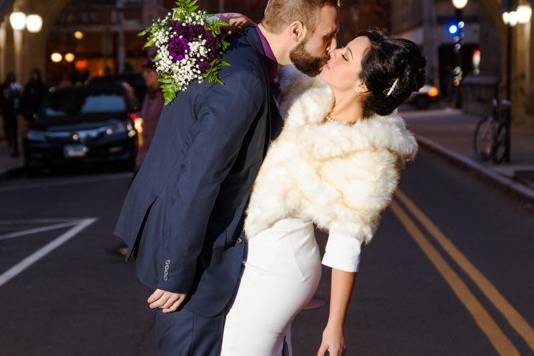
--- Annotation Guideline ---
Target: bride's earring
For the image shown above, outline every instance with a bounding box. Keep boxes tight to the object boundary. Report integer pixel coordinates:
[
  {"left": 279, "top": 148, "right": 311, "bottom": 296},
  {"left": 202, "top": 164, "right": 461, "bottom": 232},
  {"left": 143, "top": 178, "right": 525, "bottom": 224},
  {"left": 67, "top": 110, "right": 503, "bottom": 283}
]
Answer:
[{"left": 354, "top": 81, "right": 368, "bottom": 95}]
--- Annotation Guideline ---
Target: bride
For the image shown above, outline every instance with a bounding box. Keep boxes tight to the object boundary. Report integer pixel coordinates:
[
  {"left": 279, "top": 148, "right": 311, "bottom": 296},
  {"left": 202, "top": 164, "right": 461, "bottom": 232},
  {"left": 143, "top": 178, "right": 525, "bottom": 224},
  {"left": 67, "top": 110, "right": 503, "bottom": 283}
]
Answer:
[{"left": 220, "top": 30, "right": 425, "bottom": 356}]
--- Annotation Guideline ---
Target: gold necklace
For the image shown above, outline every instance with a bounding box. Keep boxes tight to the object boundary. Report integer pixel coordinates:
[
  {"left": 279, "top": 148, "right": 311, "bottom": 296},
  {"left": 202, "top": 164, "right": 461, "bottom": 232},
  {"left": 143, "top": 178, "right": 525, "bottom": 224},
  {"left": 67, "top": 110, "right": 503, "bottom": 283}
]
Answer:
[{"left": 325, "top": 113, "right": 358, "bottom": 125}]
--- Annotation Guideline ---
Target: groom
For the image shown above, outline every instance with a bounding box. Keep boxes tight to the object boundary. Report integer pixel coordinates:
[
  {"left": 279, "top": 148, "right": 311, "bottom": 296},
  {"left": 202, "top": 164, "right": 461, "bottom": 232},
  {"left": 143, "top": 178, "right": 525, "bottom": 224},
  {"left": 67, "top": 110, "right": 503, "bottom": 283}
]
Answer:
[{"left": 115, "top": 0, "right": 338, "bottom": 354}]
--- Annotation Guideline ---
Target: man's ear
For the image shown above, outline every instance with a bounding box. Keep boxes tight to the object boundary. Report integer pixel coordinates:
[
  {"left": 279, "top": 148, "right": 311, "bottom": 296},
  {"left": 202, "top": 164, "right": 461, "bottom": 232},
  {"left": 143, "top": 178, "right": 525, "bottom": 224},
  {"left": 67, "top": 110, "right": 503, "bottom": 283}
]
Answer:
[{"left": 288, "top": 21, "right": 306, "bottom": 43}]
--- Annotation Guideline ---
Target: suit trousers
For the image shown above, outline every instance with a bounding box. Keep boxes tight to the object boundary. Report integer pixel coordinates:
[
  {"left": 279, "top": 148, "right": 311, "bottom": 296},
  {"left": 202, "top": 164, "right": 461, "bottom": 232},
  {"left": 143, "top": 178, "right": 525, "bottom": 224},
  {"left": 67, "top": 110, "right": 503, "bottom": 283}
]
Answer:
[
  {"left": 220, "top": 218, "right": 322, "bottom": 356},
  {"left": 154, "top": 307, "right": 225, "bottom": 356}
]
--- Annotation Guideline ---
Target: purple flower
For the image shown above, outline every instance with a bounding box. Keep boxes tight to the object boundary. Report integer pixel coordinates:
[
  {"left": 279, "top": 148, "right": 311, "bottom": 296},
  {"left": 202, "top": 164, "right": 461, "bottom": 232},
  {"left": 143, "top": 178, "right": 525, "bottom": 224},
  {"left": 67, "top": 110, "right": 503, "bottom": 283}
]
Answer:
[
  {"left": 167, "top": 36, "right": 189, "bottom": 62},
  {"left": 170, "top": 20, "right": 183, "bottom": 34},
  {"left": 167, "top": 20, "right": 222, "bottom": 70},
  {"left": 198, "top": 60, "right": 212, "bottom": 72}
]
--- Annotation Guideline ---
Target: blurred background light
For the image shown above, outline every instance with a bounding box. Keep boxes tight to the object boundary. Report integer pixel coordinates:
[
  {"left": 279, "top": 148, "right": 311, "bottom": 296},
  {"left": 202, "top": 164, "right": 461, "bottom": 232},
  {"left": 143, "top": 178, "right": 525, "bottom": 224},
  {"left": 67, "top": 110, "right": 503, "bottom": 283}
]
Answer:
[
  {"left": 74, "top": 31, "right": 84, "bottom": 40},
  {"left": 9, "top": 12, "right": 27, "bottom": 31},
  {"left": 65, "top": 53, "right": 75, "bottom": 63},
  {"left": 517, "top": 5, "right": 532, "bottom": 24},
  {"left": 448, "top": 23, "right": 459, "bottom": 35},
  {"left": 51, "top": 52, "right": 63, "bottom": 63},
  {"left": 26, "top": 14, "right": 43, "bottom": 33},
  {"left": 452, "top": 0, "right": 468, "bottom": 10}
]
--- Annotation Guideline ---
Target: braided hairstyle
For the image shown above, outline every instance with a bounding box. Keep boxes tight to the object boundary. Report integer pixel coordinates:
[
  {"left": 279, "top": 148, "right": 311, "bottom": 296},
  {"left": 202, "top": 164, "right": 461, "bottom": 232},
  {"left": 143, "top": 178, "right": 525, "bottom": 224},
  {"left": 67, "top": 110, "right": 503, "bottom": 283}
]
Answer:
[{"left": 357, "top": 31, "right": 426, "bottom": 118}]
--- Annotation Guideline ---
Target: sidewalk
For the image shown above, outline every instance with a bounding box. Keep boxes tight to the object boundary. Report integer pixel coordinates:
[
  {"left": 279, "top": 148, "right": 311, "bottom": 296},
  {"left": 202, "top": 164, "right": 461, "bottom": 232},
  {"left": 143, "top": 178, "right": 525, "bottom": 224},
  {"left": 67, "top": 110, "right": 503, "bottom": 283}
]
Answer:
[
  {"left": 0, "top": 140, "right": 23, "bottom": 179},
  {"left": 402, "top": 107, "right": 534, "bottom": 202}
]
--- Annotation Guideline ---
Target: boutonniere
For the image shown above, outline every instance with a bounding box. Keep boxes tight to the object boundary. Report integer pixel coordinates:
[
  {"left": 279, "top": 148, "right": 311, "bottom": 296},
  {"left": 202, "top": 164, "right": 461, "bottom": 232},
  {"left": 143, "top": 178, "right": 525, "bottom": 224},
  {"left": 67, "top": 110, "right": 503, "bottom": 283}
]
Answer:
[{"left": 140, "top": 0, "right": 231, "bottom": 105}]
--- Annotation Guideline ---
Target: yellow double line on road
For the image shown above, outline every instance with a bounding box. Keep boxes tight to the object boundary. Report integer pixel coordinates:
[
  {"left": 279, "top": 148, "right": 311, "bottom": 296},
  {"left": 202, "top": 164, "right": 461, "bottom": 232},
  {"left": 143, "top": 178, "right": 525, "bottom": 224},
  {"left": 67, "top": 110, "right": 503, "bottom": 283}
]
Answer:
[{"left": 391, "top": 190, "right": 534, "bottom": 356}]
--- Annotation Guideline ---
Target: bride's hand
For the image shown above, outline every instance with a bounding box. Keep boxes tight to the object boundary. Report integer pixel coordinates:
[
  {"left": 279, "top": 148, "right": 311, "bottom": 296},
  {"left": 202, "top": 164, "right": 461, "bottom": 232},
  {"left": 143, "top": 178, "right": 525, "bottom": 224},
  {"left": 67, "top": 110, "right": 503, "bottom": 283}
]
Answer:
[
  {"left": 317, "top": 323, "right": 346, "bottom": 356},
  {"left": 217, "top": 12, "right": 255, "bottom": 29}
]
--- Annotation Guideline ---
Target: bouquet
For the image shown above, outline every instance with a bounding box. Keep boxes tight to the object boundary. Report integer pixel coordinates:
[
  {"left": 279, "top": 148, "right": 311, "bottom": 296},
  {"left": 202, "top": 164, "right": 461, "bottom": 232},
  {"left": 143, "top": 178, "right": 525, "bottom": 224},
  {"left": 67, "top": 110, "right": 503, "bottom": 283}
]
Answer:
[{"left": 140, "top": 0, "right": 231, "bottom": 104}]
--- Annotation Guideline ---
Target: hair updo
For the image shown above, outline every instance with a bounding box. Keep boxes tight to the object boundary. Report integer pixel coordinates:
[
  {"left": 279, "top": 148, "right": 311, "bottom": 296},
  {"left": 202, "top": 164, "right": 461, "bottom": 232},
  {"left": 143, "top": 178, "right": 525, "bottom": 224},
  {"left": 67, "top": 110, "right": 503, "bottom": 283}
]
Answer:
[{"left": 357, "top": 31, "right": 426, "bottom": 118}]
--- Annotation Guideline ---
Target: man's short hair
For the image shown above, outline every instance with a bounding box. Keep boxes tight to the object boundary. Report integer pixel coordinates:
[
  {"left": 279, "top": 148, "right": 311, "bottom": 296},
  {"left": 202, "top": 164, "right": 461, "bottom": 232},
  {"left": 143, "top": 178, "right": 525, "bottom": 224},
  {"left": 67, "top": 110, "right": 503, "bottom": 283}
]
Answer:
[{"left": 262, "top": 0, "right": 339, "bottom": 34}]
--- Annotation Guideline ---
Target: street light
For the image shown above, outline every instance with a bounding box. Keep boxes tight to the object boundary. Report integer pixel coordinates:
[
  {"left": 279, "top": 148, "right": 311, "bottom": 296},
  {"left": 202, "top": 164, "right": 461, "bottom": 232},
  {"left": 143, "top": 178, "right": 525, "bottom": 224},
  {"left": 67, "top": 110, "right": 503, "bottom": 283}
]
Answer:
[
  {"left": 503, "top": 11, "right": 520, "bottom": 26},
  {"left": 9, "top": 12, "right": 26, "bottom": 31},
  {"left": 9, "top": 11, "right": 27, "bottom": 84},
  {"left": 499, "top": 1, "right": 531, "bottom": 163},
  {"left": 452, "top": 0, "right": 468, "bottom": 10},
  {"left": 451, "top": 0, "right": 468, "bottom": 108},
  {"left": 8, "top": 11, "right": 43, "bottom": 82},
  {"left": 517, "top": 4, "right": 532, "bottom": 24},
  {"left": 26, "top": 14, "right": 43, "bottom": 33}
]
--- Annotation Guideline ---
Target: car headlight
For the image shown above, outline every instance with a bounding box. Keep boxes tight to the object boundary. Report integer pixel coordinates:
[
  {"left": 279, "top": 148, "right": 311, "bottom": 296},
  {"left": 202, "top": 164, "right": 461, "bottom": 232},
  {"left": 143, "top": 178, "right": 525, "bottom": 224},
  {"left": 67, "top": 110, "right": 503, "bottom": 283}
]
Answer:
[
  {"left": 105, "top": 122, "right": 127, "bottom": 136},
  {"left": 26, "top": 130, "right": 46, "bottom": 142}
]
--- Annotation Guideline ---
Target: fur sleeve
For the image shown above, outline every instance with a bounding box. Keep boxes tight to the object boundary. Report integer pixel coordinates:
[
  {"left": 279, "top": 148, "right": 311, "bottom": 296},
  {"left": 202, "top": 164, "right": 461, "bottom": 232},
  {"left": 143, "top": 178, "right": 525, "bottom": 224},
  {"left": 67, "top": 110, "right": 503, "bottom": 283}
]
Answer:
[{"left": 310, "top": 149, "right": 401, "bottom": 244}]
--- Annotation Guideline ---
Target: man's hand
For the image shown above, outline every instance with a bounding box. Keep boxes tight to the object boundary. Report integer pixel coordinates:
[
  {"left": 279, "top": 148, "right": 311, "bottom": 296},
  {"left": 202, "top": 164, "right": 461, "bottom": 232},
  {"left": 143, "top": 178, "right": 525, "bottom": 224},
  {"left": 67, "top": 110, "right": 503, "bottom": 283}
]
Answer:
[{"left": 147, "top": 289, "right": 187, "bottom": 314}]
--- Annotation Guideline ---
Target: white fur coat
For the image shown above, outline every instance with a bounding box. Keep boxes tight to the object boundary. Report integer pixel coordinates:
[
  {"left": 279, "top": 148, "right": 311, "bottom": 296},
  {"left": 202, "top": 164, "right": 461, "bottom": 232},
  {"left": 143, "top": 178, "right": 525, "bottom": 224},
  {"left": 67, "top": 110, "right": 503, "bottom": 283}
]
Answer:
[{"left": 244, "top": 67, "right": 418, "bottom": 245}]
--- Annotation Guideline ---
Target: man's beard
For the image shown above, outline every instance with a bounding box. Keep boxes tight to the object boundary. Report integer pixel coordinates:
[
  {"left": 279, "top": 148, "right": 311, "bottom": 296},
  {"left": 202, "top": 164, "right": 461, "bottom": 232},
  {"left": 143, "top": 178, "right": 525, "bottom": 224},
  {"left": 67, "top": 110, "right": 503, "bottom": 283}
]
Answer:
[{"left": 290, "top": 41, "right": 329, "bottom": 77}]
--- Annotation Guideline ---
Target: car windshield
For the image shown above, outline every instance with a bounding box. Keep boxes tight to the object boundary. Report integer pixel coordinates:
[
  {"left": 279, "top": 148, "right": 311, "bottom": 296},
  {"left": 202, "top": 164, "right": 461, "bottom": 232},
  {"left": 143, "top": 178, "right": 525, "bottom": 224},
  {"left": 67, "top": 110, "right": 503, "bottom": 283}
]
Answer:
[{"left": 43, "top": 90, "right": 127, "bottom": 118}]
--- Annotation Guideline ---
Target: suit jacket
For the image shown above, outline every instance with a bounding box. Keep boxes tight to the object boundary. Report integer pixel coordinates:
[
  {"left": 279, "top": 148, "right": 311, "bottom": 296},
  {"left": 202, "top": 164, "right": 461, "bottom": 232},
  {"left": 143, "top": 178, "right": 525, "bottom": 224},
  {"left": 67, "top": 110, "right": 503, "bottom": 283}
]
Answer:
[{"left": 114, "top": 27, "right": 281, "bottom": 317}]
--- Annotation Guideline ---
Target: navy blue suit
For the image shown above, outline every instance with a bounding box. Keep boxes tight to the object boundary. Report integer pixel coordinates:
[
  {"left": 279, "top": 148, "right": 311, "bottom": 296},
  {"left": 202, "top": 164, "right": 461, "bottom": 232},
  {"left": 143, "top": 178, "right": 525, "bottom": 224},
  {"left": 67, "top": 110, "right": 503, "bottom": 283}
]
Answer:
[{"left": 114, "top": 27, "right": 281, "bottom": 355}]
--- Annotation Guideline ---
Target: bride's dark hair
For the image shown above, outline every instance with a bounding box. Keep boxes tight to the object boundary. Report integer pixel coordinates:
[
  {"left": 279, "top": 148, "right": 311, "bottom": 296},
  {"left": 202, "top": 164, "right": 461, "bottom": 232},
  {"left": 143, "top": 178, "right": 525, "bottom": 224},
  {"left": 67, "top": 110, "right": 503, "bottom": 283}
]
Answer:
[{"left": 356, "top": 31, "right": 426, "bottom": 118}]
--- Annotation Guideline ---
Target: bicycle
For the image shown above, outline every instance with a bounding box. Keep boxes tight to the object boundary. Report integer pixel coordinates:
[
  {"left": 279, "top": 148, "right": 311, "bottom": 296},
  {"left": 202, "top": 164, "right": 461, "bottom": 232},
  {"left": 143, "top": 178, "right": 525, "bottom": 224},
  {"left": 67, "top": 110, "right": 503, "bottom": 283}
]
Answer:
[{"left": 473, "top": 96, "right": 511, "bottom": 164}]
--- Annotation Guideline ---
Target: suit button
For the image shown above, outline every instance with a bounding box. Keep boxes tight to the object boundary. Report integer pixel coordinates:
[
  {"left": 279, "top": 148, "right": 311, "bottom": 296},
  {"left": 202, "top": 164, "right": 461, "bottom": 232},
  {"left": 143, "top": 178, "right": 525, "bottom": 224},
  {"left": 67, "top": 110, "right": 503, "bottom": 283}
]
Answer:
[{"left": 236, "top": 237, "right": 243, "bottom": 244}]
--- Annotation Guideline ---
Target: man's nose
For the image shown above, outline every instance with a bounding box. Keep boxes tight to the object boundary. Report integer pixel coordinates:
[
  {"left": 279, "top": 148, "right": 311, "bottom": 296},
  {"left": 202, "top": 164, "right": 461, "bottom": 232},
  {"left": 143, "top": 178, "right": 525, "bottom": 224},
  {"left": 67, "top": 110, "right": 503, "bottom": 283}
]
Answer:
[{"left": 327, "top": 38, "right": 338, "bottom": 55}]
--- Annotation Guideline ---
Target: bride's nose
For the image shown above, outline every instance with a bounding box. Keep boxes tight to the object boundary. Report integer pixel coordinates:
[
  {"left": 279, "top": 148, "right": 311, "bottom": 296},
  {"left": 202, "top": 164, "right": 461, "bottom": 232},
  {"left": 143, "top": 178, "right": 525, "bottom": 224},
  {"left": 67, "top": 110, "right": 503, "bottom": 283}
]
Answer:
[{"left": 329, "top": 48, "right": 341, "bottom": 60}]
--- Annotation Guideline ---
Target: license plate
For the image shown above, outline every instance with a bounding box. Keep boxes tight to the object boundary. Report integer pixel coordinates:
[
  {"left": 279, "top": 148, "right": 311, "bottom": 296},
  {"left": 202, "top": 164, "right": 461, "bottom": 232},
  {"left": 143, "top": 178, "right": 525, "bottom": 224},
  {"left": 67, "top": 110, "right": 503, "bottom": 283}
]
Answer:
[{"left": 64, "top": 145, "right": 88, "bottom": 158}]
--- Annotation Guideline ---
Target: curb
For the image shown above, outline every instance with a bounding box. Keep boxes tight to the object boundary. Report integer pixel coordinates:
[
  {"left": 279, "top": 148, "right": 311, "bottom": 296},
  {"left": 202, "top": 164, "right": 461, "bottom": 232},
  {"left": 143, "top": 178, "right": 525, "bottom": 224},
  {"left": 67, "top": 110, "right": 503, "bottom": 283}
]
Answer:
[
  {"left": 416, "top": 135, "right": 534, "bottom": 203},
  {"left": 0, "top": 164, "right": 23, "bottom": 181}
]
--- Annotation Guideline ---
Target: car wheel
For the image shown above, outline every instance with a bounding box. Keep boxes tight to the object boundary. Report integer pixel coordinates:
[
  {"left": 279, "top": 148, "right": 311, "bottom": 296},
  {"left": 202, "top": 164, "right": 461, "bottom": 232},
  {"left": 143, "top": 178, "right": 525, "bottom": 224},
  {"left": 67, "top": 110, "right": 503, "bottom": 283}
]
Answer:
[
  {"left": 124, "top": 157, "right": 136, "bottom": 172},
  {"left": 24, "top": 162, "right": 43, "bottom": 177},
  {"left": 415, "top": 96, "right": 430, "bottom": 110}
]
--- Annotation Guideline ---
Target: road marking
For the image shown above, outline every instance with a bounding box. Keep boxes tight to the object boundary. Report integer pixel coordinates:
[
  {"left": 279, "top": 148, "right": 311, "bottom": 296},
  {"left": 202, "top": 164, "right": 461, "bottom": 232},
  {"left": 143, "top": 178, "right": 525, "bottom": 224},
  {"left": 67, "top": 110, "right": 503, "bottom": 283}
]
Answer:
[
  {"left": 396, "top": 189, "right": 534, "bottom": 352},
  {"left": 0, "top": 173, "right": 132, "bottom": 193},
  {"left": 0, "top": 221, "right": 80, "bottom": 241},
  {"left": 0, "top": 219, "right": 75, "bottom": 225},
  {"left": 390, "top": 201, "right": 520, "bottom": 356},
  {"left": 0, "top": 218, "right": 98, "bottom": 288}
]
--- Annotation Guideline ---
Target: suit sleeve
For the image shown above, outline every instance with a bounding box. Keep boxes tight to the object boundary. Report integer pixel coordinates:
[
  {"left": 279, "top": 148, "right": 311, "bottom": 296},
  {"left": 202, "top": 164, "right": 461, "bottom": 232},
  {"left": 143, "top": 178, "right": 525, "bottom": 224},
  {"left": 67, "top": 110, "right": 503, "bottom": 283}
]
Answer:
[{"left": 158, "top": 69, "right": 264, "bottom": 293}]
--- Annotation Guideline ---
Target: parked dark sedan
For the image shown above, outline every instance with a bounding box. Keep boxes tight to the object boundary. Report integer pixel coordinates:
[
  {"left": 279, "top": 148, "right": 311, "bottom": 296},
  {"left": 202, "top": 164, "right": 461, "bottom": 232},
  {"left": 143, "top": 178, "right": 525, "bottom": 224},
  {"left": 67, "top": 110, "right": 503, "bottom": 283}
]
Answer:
[
  {"left": 23, "top": 84, "right": 141, "bottom": 172},
  {"left": 88, "top": 73, "right": 146, "bottom": 104}
]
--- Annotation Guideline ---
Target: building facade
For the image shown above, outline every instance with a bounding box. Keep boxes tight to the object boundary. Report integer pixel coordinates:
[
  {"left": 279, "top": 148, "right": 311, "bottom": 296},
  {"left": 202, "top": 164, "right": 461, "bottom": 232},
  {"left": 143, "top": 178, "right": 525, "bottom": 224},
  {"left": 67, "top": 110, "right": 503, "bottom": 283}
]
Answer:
[{"left": 390, "top": 0, "right": 534, "bottom": 125}]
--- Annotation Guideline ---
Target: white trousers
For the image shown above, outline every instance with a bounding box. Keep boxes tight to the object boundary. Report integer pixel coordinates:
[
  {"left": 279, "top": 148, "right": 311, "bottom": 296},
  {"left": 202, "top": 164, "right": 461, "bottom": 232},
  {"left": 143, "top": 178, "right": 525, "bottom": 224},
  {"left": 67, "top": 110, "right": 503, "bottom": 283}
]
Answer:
[{"left": 221, "top": 218, "right": 321, "bottom": 356}]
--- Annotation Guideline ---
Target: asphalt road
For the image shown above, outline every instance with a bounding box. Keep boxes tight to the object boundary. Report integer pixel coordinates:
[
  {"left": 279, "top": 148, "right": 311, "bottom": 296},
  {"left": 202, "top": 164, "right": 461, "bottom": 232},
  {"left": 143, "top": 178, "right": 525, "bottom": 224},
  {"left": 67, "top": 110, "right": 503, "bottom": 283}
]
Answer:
[{"left": 0, "top": 148, "right": 533, "bottom": 356}]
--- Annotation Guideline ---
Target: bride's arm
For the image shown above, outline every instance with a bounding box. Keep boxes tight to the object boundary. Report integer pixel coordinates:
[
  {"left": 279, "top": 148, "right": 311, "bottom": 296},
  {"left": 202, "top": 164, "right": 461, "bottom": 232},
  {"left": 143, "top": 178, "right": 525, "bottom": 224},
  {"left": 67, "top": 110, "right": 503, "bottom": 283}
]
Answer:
[
  {"left": 317, "top": 269, "right": 355, "bottom": 356},
  {"left": 212, "top": 12, "right": 256, "bottom": 28}
]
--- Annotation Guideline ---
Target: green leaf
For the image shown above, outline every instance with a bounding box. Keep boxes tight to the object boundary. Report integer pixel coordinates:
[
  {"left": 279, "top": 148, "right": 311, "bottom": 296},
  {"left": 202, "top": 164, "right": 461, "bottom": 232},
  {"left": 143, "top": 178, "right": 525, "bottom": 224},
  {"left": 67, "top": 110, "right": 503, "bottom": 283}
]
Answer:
[{"left": 175, "top": 0, "right": 199, "bottom": 13}]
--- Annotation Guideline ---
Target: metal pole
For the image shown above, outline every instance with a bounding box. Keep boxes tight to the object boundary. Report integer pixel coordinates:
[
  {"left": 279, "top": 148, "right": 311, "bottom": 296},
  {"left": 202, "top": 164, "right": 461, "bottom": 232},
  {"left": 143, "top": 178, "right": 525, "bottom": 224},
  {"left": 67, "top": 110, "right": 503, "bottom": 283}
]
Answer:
[
  {"left": 13, "top": 29, "right": 22, "bottom": 83},
  {"left": 423, "top": 0, "right": 437, "bottom": 85},
  {"left": 453, "top": 8, "right": 464, "bottom": 108},
  {"left": 0, "top": 22, "right": 5, "bottom": 81},
  {"left": 505, "top": 23, "right": 513, "bottom": 162},
  {"left": 116, "top": 0, "right": 125, "bottom": 73}
]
